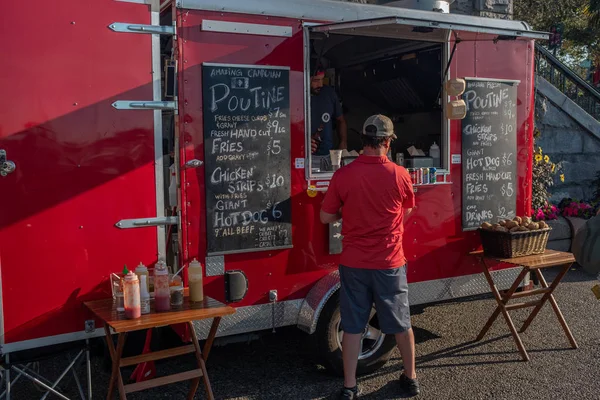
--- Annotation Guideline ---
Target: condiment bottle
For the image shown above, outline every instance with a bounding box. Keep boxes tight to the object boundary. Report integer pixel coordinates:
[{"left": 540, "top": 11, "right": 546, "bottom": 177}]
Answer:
[
  {"left": 429, "top": 142, "right": 440, "bottom": 168},
  {"left": 170, "top": 275, "right": 184, "bottom": 307},
  {"left": 188, "top": 258, "right": 204, "bottom": 303},
  {"left": 139, "top": 275, "right": 150, "bottom": 315},
  {"left": 123, "top": 271, "right": 141, "bottom": 319},
  {"left": 116, "top": 265, "right": 129, "bottom": 312},
  {"left": 135, "top": 262, "right": 149, "bottom": 293},
  {"left": 154, "top": 260, "right": 171, "bottom": 312}
]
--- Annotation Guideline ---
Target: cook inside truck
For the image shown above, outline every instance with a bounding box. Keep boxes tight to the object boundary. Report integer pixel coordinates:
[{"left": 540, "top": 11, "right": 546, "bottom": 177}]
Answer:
[{"left": 306, "top": 33, "right": 445, "bottom": 175}]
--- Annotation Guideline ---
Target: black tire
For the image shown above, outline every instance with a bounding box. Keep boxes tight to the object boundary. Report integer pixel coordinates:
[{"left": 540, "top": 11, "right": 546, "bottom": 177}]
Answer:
[{"left": 315, "top": 291, "right": 397, "bottom": 377}]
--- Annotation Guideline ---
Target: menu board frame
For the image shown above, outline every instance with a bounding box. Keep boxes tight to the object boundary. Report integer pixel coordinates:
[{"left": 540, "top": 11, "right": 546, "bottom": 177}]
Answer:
[
  {"left": 461, "top": 77, "right": 520, "bottom": 231},
  {"left": 201, "top": 62, "right": 293, "bottom": 255}
]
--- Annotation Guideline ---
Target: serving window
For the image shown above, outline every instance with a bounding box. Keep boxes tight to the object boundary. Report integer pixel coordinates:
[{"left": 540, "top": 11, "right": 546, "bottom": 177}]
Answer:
[{"left": 304, "top": 19, "right": 451, "bottom": 180}]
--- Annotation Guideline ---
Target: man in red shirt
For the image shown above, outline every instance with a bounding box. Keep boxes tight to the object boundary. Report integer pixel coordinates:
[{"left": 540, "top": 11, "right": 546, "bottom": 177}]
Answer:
[{"left": 321, "top": 114, "right": 418, "bottom": 399}]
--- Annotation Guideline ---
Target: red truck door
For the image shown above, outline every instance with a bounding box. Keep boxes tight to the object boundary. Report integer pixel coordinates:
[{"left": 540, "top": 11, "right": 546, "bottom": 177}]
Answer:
[{"left": 0, "top": 0, "right": 170, "bottom": 349}]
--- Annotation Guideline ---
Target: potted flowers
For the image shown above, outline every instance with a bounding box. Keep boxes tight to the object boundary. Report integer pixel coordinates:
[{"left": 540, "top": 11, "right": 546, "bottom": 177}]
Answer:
[
  {"left": 559, "top": 198, "right": 599, "bottom": 220},
  {"left": 558, "top": 198, "right": 600, "bottom": 240},
  {"left": 532, "top": 145, "right": 564, "bottom": 212},
  {"left": 531, "top": 146, "right": 569, "bottom": 250},
  {"left": 532, "top": 202, "right": 571, "bottom": 251},
  {"left": 532, "top": 202, "right": 559, "bottom": 221}
]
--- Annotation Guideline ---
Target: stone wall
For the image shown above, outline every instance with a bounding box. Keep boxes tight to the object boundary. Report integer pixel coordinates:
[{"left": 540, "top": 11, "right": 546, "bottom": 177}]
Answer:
[
  {"left": 452, "top": 0, "right": 512, "bottom": 19},
  {"left": 535, "top": 78, "right": 600, "bottom": 202},
  {"left": 335, "top": 0, "right": 514, "bottom": 18}
]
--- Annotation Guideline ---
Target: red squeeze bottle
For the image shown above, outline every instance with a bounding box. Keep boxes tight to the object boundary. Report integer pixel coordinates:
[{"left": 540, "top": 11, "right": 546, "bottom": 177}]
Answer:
[{"left": 123, "top": 271, "right": 141, "bottom": 319}]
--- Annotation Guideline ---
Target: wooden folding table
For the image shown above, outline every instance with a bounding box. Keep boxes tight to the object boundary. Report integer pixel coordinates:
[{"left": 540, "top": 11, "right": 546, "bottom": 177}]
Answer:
[
  {"left": 471, "top": 249, "right": 578, "bottom": 361},
  {"left": 84, "top": 295, "right": 235, "bottom": 400}
]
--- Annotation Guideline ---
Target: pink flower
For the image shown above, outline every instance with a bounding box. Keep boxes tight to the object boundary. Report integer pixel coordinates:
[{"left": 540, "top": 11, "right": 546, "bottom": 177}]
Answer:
[{"left": 551, "top": 205, "right": 557, "bottom": 212}]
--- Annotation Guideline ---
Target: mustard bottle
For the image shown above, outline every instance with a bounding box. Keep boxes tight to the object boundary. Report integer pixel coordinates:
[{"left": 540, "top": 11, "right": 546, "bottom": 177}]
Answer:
[{"left": 188, "top": 258, "right": 204, "bottom": 303}]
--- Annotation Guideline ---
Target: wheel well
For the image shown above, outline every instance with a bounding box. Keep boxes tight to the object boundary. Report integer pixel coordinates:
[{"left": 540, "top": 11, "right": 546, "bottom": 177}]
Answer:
[{"left": 297, "top": 270, "right": 340, "bottom": 334}]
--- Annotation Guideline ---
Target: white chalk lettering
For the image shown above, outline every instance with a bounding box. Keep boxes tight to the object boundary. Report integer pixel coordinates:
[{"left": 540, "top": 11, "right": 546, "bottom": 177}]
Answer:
[
  {"left": 209, "top": 83, "right": 230, "bottom": 112},
  {"left": 210, "top": 84, "right": 286, "bottom": 112},
  {"left": 227, "top": 180, "right": 264, "bottom": 194},
  {"left": 247, "top": 69, "right": 282, "bottom": 79},
  {"left": 463, "top": 124, "right": 492, "bottom": 136},
  {"left": 466, "top": 183, "right": 488, "bottom": 194},
  {"left": 467, "top": 148, "right": 484, "bottom": 157},
  {"left": 215, "top": 199, "right": 248, "bottom": 211},
  {"left": 210, "top": 68, "right": 242, "bottom": 78},
  {"left": 466, "top": 209, "right": 494, "bottom": 222},
  {"left": 211, "top": 138, "right": 244, "bottom": 154},
  {"left": 216, "top": 122, "right": 237, "bottom": 129},
  {"left": 464, "top": 88, "right": 509, "bottom": 111},
  {"left": 477, "top": 133, "right": 497, "bottom": 143},
  {"left": 465, "top": 173, "right": 484, "bottom": 182},
  {"left": 210, "top": 167, "right": 254, "bottom": 184},
  {"left": 210, "top": 130, "right": 230, "bottom": 138},
  {"left": 485, "top": 171, "right": 512, "bottom": 181}
]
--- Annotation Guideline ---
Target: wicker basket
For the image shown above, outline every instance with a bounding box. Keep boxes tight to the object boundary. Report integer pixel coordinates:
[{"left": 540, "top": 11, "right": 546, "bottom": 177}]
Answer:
[{"left": 478, "top": 227, "right": 552, "bottom": 258}]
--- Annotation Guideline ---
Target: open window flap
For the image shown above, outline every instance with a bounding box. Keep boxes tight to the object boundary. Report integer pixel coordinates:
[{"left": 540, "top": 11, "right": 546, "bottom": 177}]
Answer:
[
  {"left": 309, "top": 16, "right": 548, "bottom": 42},
  {"left": 309, "top": 16, "right": 448, "bottom": 42},
  {"left": 450, "top": 30, "right": 538, "bottom": 44}
]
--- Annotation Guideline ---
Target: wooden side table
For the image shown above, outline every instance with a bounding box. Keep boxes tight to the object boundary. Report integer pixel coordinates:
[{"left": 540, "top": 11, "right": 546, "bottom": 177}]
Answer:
[
  {"left": 84, "top": 295, "right": 235, "bottom": 400},
  {"left": 470, "top": 249, "right": 578, "bottom": 361}
]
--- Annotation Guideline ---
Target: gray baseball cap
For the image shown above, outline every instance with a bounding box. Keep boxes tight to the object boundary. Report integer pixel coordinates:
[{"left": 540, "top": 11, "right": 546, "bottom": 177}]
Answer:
[{"left": 362, "top": 114, "right": 397, "bottom": 139}]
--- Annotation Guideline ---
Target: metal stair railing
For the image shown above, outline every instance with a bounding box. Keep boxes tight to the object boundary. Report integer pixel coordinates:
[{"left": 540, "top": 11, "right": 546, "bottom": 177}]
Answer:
[{"left": 535, "top": 43, "right": 600, "bottom": 121}]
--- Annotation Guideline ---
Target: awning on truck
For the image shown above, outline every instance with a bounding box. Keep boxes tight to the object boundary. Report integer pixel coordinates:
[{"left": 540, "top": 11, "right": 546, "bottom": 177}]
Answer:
[
  {"left": 308, "top": 16, "right": 548, "bottom": 42},
  {"left": 182, "top": 0, "right": 549, "bottom": 41}
]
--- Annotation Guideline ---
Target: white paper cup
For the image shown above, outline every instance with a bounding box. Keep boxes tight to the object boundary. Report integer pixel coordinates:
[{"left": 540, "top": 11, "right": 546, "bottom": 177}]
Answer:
[{"left": 330, "top": 149, "right": 343, "bottom": 166}]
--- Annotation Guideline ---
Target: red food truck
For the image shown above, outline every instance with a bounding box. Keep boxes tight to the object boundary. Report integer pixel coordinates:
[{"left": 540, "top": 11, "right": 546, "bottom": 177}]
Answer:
[{"left": 0, "top": 0, "right": 547, "bottom": 389}]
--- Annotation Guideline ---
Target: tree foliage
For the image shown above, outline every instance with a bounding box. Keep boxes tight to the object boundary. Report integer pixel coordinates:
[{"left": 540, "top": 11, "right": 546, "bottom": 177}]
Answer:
[
  {"left": 514, "top": 0, "right": 600, "bottom": 65},
  {"left": 584, "top": 0, "right": 600, "bottom": 29}
]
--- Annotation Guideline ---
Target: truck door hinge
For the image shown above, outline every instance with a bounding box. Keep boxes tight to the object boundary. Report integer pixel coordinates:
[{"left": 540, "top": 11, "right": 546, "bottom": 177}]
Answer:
[
  {"left": 115, "top": 216, "right": 178, "bottom": 229},
  {"left": 111, "top": 101, "right": 177, "bottom": 111},
  {"left": 108, "top": 22, "right": 175, "bottom": 36}
]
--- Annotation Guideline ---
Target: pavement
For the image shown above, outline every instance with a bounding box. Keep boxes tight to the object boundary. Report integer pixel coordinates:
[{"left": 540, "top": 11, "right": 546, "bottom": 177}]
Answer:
[{"left": 6, "top": 265, "right": 600, "bottom": 400}]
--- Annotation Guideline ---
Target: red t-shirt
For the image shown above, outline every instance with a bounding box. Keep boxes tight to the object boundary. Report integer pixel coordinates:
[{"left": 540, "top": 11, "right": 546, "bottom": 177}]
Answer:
[{"left": 321, "top": 155, "right": 415, "bottom": 270}]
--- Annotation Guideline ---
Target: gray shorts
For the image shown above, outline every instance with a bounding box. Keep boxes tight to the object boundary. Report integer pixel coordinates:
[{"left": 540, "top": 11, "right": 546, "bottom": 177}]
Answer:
[{"left": 339, "top": 265, "right": 411, "bottom": 335}]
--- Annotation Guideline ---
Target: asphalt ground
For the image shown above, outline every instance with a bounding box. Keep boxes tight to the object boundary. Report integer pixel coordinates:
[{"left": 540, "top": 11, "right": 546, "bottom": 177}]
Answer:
[{"left": 6, "top": 265, "right": 600, "bottom": 400}]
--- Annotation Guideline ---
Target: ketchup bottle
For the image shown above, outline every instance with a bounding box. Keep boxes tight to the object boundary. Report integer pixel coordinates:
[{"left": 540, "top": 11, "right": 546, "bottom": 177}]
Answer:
[
  {"left": 154, "top": 261, "right": 171, "bottom": 312},
  {"left": 123, "top": 271, "right": 141, "bottom": 319}
]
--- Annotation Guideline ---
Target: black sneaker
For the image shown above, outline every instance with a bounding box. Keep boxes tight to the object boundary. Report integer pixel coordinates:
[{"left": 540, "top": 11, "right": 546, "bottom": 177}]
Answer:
[
  {"left": 338, "top": 386, "right": 360, "bottom": 399},
  {"left": 399, "top": 373, "right": 420, "bottom": 397}
]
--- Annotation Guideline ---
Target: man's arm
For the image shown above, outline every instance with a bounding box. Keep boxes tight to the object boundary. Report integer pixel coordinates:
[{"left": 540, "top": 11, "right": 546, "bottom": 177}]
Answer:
[
  {"left": 320, "top": 208, "right": 342, "bottom": 224},
  {"left": 321, "top": 173, "right": 342, "bottom": 224},
  {"left": 337, "top": 115, "right": 347, "bottom": 150}
]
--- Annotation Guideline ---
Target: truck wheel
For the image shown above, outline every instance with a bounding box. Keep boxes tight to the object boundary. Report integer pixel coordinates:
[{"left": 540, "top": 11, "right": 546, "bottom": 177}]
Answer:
[{"left": 315, "top": 292, "right": 396, "bottom": 377}]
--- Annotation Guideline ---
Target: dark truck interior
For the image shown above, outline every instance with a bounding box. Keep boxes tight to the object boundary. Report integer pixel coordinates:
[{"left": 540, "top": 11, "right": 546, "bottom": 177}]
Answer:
[{"left": 309, "top": 32, "right": 445, "bottom": 170}]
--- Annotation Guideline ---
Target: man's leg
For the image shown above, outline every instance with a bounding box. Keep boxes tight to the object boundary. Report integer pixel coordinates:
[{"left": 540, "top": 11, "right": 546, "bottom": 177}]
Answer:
[
  {"left": 338, "top": 265, "right": 372, "bottom": 395},
  {"left": 395, "top": 328, "right": 416, "bottom": 379},
  {"left": 342, "top": 333, "right": 362, "bottom": 388},
  {"left": 372, "top": 266, "right": 419, "bottom": 396}
]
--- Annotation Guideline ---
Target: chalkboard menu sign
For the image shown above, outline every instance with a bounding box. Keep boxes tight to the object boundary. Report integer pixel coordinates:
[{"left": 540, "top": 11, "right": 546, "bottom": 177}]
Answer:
[
  {"left": 202, "top": 63, "right": 292, "bottom": 255},
  {"left": 461, "top": 78, "right": 518, "bottom": 230}
]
